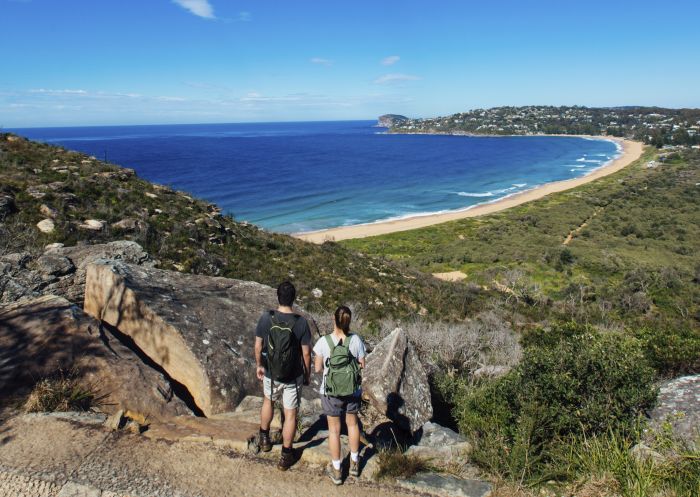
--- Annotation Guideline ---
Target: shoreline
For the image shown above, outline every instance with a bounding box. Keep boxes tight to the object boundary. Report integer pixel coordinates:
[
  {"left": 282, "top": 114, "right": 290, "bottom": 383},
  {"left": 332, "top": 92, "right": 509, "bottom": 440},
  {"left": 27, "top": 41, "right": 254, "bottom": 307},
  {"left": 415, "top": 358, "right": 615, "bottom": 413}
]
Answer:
[{"left": 294, "top": 136, "right": 644, "bottom": 244}]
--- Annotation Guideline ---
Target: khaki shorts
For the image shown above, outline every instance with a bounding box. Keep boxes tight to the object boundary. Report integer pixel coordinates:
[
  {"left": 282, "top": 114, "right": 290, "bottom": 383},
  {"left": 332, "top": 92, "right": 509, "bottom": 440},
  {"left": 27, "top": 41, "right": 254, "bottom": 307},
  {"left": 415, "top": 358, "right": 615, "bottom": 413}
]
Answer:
[{"left": 263, "top": 376, "right": 303, "bottom": 410}]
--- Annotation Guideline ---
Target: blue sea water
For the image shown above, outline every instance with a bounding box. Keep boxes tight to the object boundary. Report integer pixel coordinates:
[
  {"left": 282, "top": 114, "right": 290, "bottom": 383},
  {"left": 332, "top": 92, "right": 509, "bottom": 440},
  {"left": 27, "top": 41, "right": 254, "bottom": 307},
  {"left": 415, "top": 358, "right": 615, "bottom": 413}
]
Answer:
[{"left": 12, "top": 121, "right": 620, "bottom": 233}]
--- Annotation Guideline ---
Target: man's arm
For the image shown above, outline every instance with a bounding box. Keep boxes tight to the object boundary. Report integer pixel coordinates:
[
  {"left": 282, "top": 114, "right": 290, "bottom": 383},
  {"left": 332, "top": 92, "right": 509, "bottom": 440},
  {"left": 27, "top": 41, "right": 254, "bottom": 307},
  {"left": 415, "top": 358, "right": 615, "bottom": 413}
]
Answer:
[
  {"left": 301, "top": 344, "right": 311, "bottom": 384},
  {"left": 314, "top": 353, "right": 324, "bottom": 374},
  {"left": 255, "top": 336, "right": 265, "bottom": 380}
]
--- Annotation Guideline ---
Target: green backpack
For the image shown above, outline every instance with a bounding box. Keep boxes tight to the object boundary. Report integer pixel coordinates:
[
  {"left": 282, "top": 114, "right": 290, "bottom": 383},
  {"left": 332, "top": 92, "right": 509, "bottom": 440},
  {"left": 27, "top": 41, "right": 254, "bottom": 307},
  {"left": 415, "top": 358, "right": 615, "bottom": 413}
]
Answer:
[{"left": 324, "top": 334, "right": 361, "bottom": 397}]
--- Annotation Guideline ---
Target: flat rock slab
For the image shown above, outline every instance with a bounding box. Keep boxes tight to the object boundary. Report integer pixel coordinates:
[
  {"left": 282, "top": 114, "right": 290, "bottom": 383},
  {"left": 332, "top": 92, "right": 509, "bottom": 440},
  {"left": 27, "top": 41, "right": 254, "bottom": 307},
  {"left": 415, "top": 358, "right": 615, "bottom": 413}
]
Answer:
[
  {"left": 85, "top": 261, "right": 317, "bottom": 416},
  {"left": 144, "top": 415, "right": 257, "bottom": 452},
  {"left": 0, "top": 295, "right": 190, "bottom": 419},
  {"left": 649, "top": 374, "right": 700, "bottom": 447},
  {"left": 406, "top": 421, "right": 472, "bottom": 462},
  {"left": 398, "top": 473, "right": 492, "bottom": 497}
]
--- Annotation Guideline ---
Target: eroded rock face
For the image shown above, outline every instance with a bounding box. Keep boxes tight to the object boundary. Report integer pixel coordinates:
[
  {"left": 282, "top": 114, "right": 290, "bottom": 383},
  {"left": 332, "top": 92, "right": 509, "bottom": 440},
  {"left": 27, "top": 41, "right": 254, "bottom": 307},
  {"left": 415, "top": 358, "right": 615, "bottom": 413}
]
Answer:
[
  {"left": 0, "top": 295, "right": 190, "bottom": 419},
  {"left": 649, "top": 375, "right": 700, "bottom": 448},
  {"left": 84, "top": 261, "right": 318, "bottom": 417},
  {"left": 362, "top": 328, "right": 433, "bottom": 432}
]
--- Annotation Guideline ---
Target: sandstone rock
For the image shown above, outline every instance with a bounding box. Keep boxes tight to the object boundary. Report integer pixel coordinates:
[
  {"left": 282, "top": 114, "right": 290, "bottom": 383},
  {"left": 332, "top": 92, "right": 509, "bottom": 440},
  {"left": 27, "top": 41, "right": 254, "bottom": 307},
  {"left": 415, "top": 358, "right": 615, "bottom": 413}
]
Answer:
[
  {"left": 472, "top": 365, "right": 511, "bottom": 381},
  {"left": 362, "top": 328, "right": 433, "bottom": 433},
  {"left": 45, "top": 243, "right": 65, "bottom": 251},
  {"left": 44, "top": 240, "right": 155, "bottom": 303},
  {"left": 630, "top": 442, "right": 665, "bottom": 464},
  {"left": 78, "top": 219, "right": 105, "bottom": 231},
  {"left": 39, "top": 204, "right": 59, "bottom": 218},
  {"left": 406, "top": 421, "right": 472, "bottom": 462},
  {"left": 0, "top": 295, "right": 191, "bottom": 419},
  {"left": 37, "top": 218, "right": 55, "bottom": 233},
  {"left": 111, "top": 218, "right": 143, "bottom": 231},
  {"left": 311, "top": 288, "right": 323, "bottom": 298},
  {"left": 35, "top": 254, "right": 75, "bottom": 277},
  {"left": 649, "top": 374, "right": 700, "bottom": 448},
  {"left": 84, "top": 261, "right": 319, "bottom": 416},
  {"left": 0, "top": 252, "right": 31, "bottom": 269},
  {"left": 26, "top": 185, "right": 47, "bottom": 199},
  {"left": 397, "top": 473, "right": 492, "bottom": 497}
]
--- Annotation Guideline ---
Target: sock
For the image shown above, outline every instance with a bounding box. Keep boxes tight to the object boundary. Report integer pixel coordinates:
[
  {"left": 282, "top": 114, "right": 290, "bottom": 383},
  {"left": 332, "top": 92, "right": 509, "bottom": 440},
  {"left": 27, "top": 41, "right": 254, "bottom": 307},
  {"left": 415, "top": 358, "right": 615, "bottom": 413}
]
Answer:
[
  {"left": 332, "top": 459, "right": 342, "bottom": 470},
  {"left": 282, "top": 445, "right": 293, "bottom": 454},
  {"left": 350, "top": 451, "right": 359, "bottom": 462},
  {"left": 259, "top": 428, "right": 269, "bottom": 435}
]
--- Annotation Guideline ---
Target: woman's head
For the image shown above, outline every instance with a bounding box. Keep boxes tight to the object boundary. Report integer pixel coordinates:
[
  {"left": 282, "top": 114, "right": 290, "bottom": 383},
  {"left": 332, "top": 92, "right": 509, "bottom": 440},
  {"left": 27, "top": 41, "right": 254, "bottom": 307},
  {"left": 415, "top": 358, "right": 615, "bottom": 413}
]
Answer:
[{"left": 334, "top": 305, "right": 352, "bottom": 334}]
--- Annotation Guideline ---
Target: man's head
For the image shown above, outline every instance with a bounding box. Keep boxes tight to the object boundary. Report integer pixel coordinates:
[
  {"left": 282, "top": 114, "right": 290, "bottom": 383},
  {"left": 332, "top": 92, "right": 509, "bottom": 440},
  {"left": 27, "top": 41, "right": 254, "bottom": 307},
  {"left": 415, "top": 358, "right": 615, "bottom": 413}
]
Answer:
[{"left": 277, "top": 281, "right": 296, "bottom": 307}]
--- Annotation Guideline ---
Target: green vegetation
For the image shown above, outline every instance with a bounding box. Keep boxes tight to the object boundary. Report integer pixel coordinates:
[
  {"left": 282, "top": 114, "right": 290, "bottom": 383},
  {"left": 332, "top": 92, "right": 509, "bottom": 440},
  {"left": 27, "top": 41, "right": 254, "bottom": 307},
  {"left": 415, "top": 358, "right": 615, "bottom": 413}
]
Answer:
[
  {"left": 390, "top": 106, "right": 700, "bottom": 147},
  {"left": 345, "top": 147, "right": 700, "bottom": 369},
  {"left": 0, "top": 133, "right": 485, "bottom": 324},
  {"left": 374, "top": 449, "right": 431, "bottom": 480}
]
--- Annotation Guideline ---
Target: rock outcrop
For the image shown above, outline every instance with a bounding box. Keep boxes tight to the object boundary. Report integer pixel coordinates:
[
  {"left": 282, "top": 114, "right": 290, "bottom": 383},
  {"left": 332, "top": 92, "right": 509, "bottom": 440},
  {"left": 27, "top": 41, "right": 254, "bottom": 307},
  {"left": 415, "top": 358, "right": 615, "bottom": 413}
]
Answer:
[
  {"left": 0, "top": 295, "right": 191, "bottom": 419},
  {"left": 84, "top": 261, "right": 318, "bottom": 417},
  {"left": 377, "top": 114, "right": 409, "bottom": 127},
  {"left": 362, "top": 328, "right": 432, "bottom": 432},
  {"left": 0, "top": 240, "right": 154, "bottom": 305},
  {"left": 649, "top": 374, "right": 700, "bottom": 448}
]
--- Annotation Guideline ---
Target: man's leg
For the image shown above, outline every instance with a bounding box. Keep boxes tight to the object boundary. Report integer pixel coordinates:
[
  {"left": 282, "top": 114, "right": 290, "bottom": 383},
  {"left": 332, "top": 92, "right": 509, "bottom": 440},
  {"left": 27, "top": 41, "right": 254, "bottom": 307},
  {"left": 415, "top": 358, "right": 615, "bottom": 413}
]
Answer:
[
  {"left": 282, "top": 407, "right": 297, "bottom": 448},
  {"left": 258, "top": 378, "right": 274, "bottom": 452},
  {"left": 260, "top": 395, "right": 274, "bottom": 431}
]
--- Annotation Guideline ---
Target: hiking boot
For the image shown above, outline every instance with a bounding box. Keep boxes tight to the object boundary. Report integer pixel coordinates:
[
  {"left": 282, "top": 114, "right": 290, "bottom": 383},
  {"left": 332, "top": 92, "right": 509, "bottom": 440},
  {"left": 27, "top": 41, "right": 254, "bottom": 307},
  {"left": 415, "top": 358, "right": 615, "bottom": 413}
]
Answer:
[
  {"left": 277, "top": 449, "right": 296, "bottom": 471},
  {"left": 258, "top": 431, "right": 272, "bottom": 452},
  {"left": 326, "top": 463, "right": 343, "bottom": 485},
  {"left": 349, "top": 458, "right": 360, "bottom": 477}
]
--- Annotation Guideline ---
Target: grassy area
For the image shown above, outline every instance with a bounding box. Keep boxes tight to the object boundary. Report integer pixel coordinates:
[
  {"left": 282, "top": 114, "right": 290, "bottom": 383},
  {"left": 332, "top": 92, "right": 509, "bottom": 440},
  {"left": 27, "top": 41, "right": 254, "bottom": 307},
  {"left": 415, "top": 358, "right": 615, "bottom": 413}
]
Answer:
[{"left": 344, "top": 146, "right": 700, "bottom": 343}]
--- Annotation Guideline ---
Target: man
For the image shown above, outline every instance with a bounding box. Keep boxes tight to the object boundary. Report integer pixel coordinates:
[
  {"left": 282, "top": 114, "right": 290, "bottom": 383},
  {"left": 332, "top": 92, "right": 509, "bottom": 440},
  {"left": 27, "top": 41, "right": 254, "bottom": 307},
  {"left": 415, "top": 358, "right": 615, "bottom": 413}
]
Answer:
[{"left": 254, "top": 281, "right": 312, "bottom": 470}]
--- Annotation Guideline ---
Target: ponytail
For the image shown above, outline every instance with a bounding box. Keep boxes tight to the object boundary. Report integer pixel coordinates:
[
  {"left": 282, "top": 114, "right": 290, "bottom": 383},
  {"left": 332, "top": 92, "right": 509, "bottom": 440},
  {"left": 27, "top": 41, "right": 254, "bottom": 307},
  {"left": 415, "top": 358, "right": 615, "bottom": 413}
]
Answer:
[{"left": 334, "top": 305, "right": 352, "bottom": 334}]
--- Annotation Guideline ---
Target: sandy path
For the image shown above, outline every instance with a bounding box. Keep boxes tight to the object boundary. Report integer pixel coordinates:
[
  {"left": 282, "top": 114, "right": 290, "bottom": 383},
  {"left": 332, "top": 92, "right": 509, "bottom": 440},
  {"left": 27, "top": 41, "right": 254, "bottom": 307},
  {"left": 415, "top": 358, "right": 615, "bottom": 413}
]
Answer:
[
  {"left": 295, "top": 137, "right": 644, "bottom": 243},
  {"left": 0, "top": 413, "right": 425, "bottom": 497}
]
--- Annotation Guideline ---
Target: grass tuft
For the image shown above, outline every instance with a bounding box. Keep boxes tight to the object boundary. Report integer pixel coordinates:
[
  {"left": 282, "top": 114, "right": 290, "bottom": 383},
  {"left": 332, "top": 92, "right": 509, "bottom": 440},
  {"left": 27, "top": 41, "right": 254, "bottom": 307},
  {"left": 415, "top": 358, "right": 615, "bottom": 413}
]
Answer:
[{"left": 23, "top": 369, "right": 103, "bottom": 413}]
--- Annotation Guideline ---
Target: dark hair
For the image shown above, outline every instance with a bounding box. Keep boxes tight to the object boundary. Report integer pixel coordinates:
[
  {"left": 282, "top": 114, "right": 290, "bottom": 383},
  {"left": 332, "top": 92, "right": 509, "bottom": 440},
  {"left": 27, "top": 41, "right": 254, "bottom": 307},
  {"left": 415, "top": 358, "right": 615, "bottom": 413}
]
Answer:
[
  {"left": 277, "top": 281, "right": 296, "bottom": 306},
  {"left": 334, "top": 306, "right": 352, "bottom": 334}
]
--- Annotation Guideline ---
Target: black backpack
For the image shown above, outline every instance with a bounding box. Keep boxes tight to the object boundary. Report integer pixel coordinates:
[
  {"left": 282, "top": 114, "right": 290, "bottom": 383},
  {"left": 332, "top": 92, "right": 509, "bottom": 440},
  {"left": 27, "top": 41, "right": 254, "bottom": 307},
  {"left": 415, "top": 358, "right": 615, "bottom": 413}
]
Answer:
[{"left": 266, "top": 310, "right": 301, "bottom": 382}]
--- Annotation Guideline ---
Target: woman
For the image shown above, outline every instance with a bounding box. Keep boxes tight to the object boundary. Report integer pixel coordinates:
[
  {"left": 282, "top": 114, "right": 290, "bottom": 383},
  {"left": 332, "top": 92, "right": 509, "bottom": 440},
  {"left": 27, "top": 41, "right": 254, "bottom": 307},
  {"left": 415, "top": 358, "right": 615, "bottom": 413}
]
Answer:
[{"left": 313, "top": 305, "right": 366, "bottom": 485}]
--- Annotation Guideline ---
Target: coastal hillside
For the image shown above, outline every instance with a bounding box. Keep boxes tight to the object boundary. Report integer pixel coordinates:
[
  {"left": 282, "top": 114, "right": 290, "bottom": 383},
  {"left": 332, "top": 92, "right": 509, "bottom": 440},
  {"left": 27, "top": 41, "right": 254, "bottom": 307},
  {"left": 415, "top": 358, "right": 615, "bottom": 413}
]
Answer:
[
  {"left": 0, "top": 133, "right": 482, "bottom": 324},
  {"left": 346, "top": 146, "right": 700, "bottom": 368},
  {"left": 388, "top": 106, "right": 700, "bottom": 146}
]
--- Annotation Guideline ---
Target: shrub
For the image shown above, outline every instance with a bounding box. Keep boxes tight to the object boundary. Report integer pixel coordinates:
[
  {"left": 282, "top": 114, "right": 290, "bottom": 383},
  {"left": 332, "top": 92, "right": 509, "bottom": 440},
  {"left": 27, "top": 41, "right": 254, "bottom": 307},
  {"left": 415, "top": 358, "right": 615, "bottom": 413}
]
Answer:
[
  {"left": 635, "top": 325, "right": 700, "bottom": 377},
  {"left": 23, "top": 369, "right": 103, "bottom": 413},
  {"left": 374, "top": 450, "right": 431, "bottom": 480},
  {"left": 450, "top": 322, "right": 657, "bottom": 483}
]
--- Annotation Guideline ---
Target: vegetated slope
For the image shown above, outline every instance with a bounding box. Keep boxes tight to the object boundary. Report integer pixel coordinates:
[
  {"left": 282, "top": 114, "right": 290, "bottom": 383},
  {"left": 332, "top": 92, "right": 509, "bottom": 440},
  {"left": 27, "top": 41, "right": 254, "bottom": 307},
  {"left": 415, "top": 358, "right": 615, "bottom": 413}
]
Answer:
[
  {"left": 345, "top": 147, "right": 700, "bottom": 365},
  {"left": 0, "top": 133, "right": 479, "bottom": 324}
]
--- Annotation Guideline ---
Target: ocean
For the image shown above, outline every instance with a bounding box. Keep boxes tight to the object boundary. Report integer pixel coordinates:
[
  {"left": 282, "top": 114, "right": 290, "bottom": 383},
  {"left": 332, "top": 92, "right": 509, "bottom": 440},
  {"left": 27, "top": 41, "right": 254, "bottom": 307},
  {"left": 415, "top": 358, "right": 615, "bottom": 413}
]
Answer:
[{"left": 12, "top": 121, "right": 620, "bottom": 233}]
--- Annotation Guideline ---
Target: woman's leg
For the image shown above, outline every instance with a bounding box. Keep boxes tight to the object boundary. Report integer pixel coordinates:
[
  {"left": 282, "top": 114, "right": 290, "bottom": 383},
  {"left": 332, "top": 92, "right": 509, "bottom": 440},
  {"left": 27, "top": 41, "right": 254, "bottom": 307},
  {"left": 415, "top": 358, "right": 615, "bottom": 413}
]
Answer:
[
  {"left": 346, "top": 412, "right": 360, "bottom": 455},
  {"left": 327, "top": 415, "right": 342, "bottom": 462}
]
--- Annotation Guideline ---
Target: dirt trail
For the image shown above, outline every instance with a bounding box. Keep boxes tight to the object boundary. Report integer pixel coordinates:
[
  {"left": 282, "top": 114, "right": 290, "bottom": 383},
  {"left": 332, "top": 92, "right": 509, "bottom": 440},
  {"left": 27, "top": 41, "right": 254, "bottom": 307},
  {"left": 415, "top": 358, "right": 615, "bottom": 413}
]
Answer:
[
  {"left": 0, "top": 413, "right": 425, "bottom": 497},
  {"left": 563, "top": 208, "right": 602, "bottom": 245}
]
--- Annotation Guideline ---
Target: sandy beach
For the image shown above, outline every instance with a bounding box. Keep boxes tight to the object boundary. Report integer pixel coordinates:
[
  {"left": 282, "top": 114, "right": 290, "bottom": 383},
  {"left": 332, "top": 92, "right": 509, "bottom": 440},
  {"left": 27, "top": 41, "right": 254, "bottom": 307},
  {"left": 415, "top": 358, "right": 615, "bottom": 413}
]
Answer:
[{"left": 295, "top": 136, "right": 644, "bottom": 243}]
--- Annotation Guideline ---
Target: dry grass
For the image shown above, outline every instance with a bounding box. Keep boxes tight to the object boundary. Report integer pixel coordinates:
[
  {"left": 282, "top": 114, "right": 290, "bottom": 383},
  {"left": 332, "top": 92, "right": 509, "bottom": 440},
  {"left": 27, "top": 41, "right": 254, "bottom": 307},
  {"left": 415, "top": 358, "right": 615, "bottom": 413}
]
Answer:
[
  {"left": 374, "top": 450, "right": 431, "bottom": 480},
  {"left": 23, "top": 369, "right": 103, "bottom": 413}
]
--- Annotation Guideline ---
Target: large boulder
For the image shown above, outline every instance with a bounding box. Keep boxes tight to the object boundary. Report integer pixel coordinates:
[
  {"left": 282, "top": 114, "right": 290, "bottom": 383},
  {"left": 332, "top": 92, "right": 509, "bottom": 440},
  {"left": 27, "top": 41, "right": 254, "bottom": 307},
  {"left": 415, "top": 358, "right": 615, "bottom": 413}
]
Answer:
[
  {"left": 649, "top": 375, "right": 700, "bottom": 448},
  {"left": 362, "top": 328, "right": 433, "bottom": 432},
  {"left": 0, "top": 295, "right": 191, "bottom": 419},
  {"left": 84, "top": 261, "right": 318, "bottom": 417}
]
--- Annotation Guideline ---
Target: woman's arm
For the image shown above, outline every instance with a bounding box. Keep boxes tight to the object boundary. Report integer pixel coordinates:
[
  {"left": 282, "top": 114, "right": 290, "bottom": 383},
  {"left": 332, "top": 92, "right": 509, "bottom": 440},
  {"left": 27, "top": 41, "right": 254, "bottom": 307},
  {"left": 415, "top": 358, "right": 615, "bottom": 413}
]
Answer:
[{"left": 314, "top": 353, "right": 324, "bottom": 373}]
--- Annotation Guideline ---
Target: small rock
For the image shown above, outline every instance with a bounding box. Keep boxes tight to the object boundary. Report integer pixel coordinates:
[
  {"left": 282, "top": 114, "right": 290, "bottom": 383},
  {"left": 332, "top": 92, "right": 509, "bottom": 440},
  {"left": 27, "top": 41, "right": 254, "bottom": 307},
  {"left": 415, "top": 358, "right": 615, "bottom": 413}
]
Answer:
[
  {"left": 112, "top": 218, "right": 141, "bottom": 231},
  {"left": 472, "top": 365, "right": 511, "bottom": 381},
  {"left": 630, "top": 443, "right": 665, "bottom": 464},
  {"left": 78, "top": 219, "right": 105, "bottom": 231},
  {"left": 397, "top": 473, "right": 492, "bottom": 497},
  {"left": 27, "top": 186, "right": 47, "bottom": 199},
  {"left": 36, "top": 218, "right": 55, "bottom": 233},
  {"left": 0, "top": 194, "right": 17, "bottom": 217},
  {"left": 45, "top": 243, "right": 65, "bottom": 251},
  {"left": 145, "top": 192, "right": 158, "bottom": 199},
  {"left": 105, "top": 409, "right": 125, "bottom": 431},
  {"left": 39, "top": 204, "right": 59, "bottom": 218},
  {"left": 35, "top": 254, "right": 75, "bottom": 277},
  {"left": 311, "top": 288, "right": 323, "bottom": 298},
  {"left": 0, "top": 252, "right": 31, "bottom": 269}
]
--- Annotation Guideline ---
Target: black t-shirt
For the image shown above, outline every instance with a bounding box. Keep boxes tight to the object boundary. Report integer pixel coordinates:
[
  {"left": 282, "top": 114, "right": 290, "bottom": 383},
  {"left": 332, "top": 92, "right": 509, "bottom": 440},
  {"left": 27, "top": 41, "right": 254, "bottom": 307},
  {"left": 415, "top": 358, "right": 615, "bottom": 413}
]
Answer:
[{"left": 255, "top": 310, "right": 312, "bottom": 379}]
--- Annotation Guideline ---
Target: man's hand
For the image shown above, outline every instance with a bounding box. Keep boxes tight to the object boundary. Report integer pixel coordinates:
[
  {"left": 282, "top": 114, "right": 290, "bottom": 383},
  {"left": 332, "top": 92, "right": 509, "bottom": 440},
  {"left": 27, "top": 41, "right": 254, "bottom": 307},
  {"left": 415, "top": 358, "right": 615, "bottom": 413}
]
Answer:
[{"left": 256, "top": 366, "right": 265, "bottom": 381}]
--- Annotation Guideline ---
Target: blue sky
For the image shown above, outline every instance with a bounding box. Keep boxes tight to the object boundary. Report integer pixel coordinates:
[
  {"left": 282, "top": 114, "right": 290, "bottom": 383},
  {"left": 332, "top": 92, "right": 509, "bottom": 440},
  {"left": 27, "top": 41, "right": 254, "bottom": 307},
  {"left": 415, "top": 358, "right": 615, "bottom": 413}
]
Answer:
[{"left": 2, "top": 0, "right": 699, "bottom": 127}]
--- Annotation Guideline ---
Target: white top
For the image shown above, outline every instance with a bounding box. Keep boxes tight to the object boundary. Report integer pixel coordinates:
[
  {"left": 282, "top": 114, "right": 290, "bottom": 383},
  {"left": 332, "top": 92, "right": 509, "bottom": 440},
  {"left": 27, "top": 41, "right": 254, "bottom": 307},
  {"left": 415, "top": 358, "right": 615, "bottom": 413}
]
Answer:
[{"left": 313, "top": 333, "right": 366, "bottom": 396}]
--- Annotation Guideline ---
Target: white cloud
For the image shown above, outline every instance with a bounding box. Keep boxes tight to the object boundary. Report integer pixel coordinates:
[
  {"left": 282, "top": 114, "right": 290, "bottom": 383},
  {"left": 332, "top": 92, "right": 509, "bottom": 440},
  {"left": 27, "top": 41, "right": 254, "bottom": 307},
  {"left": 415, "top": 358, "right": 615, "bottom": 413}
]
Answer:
[
  {"left": 29, "top": 88, "right": 87, "bottom": 95},
  {"left": 373, "top": 73, "right": 421, "bottom": 84},
  {"left": 381, "top": 55, "right": 400, "bottom": 66},
  {"left": 310, "top": 57, "right": 333, "bottom": 67},
  {"left": 172, "top": 0, "right": 215, "bottom": 19},
  {"left": 237, "top": 11, "right": 252, "bottom": 22}
]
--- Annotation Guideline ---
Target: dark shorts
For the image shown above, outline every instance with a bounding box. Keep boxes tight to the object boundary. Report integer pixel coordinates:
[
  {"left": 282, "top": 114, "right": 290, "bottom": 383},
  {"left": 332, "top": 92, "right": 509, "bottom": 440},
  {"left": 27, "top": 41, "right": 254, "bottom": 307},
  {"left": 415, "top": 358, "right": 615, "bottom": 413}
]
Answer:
[{"left": 322, "top": 395, "right": 361, "bottom": 417}]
